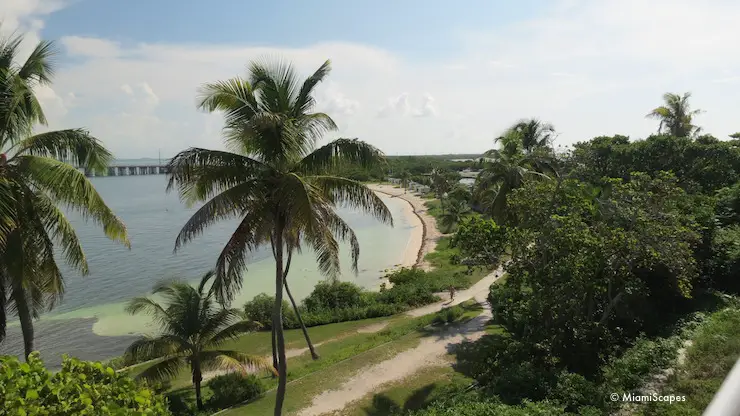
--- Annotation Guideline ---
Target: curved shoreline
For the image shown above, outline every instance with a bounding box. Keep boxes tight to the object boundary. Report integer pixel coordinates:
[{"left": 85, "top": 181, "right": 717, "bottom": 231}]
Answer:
[{"left": 369, "top": 184, "right": 440, "bottom": 270}]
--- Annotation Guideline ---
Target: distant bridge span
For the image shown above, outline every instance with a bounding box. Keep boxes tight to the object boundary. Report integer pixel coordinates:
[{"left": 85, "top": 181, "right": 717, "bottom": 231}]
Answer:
[{"left": 81, "top": 165, "right": 171, "bottom": 177}]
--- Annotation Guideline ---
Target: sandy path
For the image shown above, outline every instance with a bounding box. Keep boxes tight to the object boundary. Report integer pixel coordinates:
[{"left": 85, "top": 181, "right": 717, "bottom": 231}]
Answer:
[
  {"left": 369, "top": 184, "right": 441, "bottom": 271},
  {"left": 297, "top": 294, "right": 492, "bottom": 416},
  {"left": 406, "top": 264, "right": 505, "bottom": 317}
]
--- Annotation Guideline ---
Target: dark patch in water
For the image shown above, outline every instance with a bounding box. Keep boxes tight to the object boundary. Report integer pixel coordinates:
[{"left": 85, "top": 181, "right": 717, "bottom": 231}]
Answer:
[{"left": 0, "top": 318, "right": 138, "bottom": 369}]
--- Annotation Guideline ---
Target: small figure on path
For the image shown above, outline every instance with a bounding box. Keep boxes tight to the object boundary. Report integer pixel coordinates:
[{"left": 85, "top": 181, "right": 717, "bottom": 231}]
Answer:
[{"left": 448, "top": 285, "right": 456, "bottom": 302}]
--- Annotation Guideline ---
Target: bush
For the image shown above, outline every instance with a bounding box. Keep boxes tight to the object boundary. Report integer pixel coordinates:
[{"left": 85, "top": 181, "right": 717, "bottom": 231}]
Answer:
[
  {"left": 243, "top": 293, "right": 297, "bottom": 329},
  {"left": 207, "top": 372, "right": 264, "bottom": 408},
  {"left": 377, "top": 280, "right": 439, "bottom": 307},
  {"left": 602, "top": 336, "right": 681, "bottom": 392},
  {"left": 303, "top": 281, "right": 365, "bottom": 311},
  {"left": 0, "top": 353, "right": 170, "bottom": 415},
  {"left": 386, "top": 267, "right": 427, "bottom": 286}
]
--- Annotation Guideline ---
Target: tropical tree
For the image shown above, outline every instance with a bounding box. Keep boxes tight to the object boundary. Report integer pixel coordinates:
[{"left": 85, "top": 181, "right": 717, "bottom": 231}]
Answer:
[
  {"left": 0, "top": 33, "right": 128, "bottom": 355},
  {"left": 166, "top": 58, "right": 393, "bottom": 415},
  {"left": 509, "top": 118, "right": 556, "bottom": 153},
  {"left": 646, "top": 92, "right": 703, "bottom": 138},
  {"left": 439, "top": 198, "right": 470, "bottom": 232},
  {"left": 430, "top": 168, "right": 451, "bottom": 198},
  {"left": 124, "top": 271, "right": 273, "bottom": 410},
  {"left": 730, "top": 133, "right": 740, "bottom": 139},
  {"left": 475, "top": 129, "right": 555, "bottom": 223}
]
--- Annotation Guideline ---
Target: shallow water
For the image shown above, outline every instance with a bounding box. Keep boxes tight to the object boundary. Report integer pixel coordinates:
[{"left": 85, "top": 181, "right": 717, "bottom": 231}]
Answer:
[{"left": 0, "top": 174, "right": 413, "bottom": 365}]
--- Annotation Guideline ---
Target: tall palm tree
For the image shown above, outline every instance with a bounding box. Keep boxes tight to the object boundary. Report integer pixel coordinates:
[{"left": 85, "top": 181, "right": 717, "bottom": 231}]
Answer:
[
  {"left": 510, "top": 118, "right": 556, "bottom": 153},
  {"left": 125, "top": 271, "right": 273, "bottom": 410},
  {"left": 430, "top": 168, "right": 451, "bottom": 198},
  {"left": 166, "top": 58, "right": 393, "bottom": 415},
  {"left": 646, "top": 92, "right": 703, "bottom": 138},
  {"left": 399, "top": 171, "right": 411, "bottom": 193},
  {"left": 0, "top": 33, "right": 129, "bottom": 354},
  {"left": 475, "top": 128, "right": 555, "bottom": 224}
]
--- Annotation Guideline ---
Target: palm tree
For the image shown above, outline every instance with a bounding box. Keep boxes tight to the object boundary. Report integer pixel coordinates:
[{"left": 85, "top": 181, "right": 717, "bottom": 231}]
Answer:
[
  {"left": 0, "top": 33, "right": 129, "bottom": 354},
  {"left": 166, "top": 58, "right": 393, "bottom": 415},
  {"left": 124, "top": 271, "right": 273, "bottom": 410},
  {"left": 439, "top": 198, "right": 470, "bottom": 232},
  {"left": 730, "top": 133, "right": 740, "bottom": 139},
  {"left": 475, "top": 128, "right": 555, "bottom": 224},
  {"left": 399, "top": 171, "right": 411, "bottom": 192},
  {"left": 646, "top": 92, "right": 703, "bottom": 138},
  {"left": 510, "top": 118, "right": 556, "bottom": 153},
  {"left": 430, "top": 168, "right": 451, "bottom": 198}
]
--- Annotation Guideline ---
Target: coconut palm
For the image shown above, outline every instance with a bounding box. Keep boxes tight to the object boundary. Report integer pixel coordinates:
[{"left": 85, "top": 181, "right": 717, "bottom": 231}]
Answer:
[
  {"left": 475, "top": 128, "right": 556, "bottom": 224},
  {"left": 430, "top": 168, "right": 451, "bottom": 198},
  {"left": 439, "top": 198, "right": 470, "bottom": 231},
  {"left": 399, "top": 170, "right": 411, "bottom": 192},
  {"left": 646, "top": 92, "right": 703, "bottom": 138},
  {"left": 166, "top": 58, "right": 392, "bottom": 415},
  {"left": 509, "top": 118, "right": 556, "bottom": 153},
  {"left": 0, "top": 33, "right": 128, "bottom": 354},
  {"left": 124, "top": 271, "right": 273, "bottom": 410}
]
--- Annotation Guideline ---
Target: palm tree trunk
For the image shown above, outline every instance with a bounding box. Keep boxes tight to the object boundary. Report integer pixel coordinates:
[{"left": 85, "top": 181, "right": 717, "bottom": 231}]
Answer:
[
  {"left": 273, "top": 223, "right": 288, "bottom": 416},
  {"left": 284, "top": 278, "right": 319, "bottom": 359},
  {"left": 192, "top": 358, "right": 204, "bottom": 410},
  {"left": 282, "top": 249, "right": 319, "bottom": 360},
  {"left": 271, "top": 326, "right": 278, "bottom": 378},
  {"left": 13, "top": 283, "right": 34, "bottom": 359}
]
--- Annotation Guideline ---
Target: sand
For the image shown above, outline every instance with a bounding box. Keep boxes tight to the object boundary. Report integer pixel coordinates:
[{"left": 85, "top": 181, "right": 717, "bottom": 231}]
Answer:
[{"left": 368, "top": 184, "right": 442, "bottom": 271}]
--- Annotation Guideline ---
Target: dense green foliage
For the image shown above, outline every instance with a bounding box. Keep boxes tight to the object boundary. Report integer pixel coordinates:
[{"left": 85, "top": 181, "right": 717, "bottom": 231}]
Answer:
[
  {"left": 0, "top": 353, "right": 170, "bottom": 415},
  {"left": 451, "top": 216, "right": 506, "bottom": 270},
  {"left": 207, "top": 372, "right": 264, "bottom": 408}
]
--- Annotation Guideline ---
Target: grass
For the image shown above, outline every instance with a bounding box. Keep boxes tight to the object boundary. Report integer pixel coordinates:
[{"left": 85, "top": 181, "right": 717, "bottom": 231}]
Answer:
[
  {"left": 639, "top": 308, "right": 740, "bottom": 415},
  {"left": 219, "top": 301, "right": 484, "bottom": 415},
  {"left": 424, "top": 237, "right": 490, "bottom": 289}
]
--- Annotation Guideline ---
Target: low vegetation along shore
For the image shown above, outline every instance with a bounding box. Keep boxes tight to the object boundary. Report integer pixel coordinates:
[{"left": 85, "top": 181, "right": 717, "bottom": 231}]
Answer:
[{"left": 3, "top": 29, "right": 740, "bottom": 416}]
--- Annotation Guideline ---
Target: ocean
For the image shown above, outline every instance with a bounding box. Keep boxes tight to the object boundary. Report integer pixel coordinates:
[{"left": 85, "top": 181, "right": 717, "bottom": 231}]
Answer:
[{"left": 0, "top": 170, "right": 414, "bottom": 366}]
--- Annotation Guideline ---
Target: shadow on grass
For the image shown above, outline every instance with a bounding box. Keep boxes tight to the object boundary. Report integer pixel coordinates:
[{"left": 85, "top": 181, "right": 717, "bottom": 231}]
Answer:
[{"left": 362, "top": 383, "right": 439, "bottom": 415}]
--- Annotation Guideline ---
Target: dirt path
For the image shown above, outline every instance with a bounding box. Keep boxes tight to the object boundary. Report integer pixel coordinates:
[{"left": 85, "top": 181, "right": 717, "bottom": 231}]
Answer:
[
  {"left": 297, "top": 294, "right": 492, "bottom": 416},
  {"left": 406, "top": 264, "right": 505, "bottom": 317}
]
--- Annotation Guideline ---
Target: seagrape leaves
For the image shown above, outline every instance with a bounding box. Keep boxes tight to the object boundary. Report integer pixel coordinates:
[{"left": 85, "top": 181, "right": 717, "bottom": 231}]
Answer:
[{"left": 0, "top": 352, "right": 170, "bottom": 415}]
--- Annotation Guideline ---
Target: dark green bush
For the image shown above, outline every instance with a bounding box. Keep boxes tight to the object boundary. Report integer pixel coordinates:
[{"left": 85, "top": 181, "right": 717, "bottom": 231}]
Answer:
[
  {"left": 207, "top": 372, "right": 264, "bottom": 408},
  {"left": 602, "top": 336, "right": 681, "bottom": 392},
  {"left": 303, "top": 281, "right": 365, "bottom": 311},
  {"left": 243, "top": 293, "right": 297, "bottom": 328},
  {"left": 377, "top": 281, "right": 439, "bottom": 307}
]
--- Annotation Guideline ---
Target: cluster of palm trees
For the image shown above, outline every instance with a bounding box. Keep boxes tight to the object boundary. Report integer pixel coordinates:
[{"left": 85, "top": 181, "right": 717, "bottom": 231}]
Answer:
[{"left": 1, "top": 32, "right": 391, "bottom": 415}]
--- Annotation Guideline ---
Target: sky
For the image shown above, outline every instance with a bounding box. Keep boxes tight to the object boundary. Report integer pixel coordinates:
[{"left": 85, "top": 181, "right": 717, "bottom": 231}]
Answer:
[{"left": 2, "top": 0, "right": 740, "bottom": 158}]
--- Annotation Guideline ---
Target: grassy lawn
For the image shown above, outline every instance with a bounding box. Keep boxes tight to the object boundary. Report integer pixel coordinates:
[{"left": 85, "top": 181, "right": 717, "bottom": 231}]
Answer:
[
  {"left": 640, "top": 308, "right": 740, "bottom": 415},
  {"left": 219, "top": 301, "right": 484, "bottom": 415},
  {"left": 424, "top": 237, "right": 490, "bottom": 289}
]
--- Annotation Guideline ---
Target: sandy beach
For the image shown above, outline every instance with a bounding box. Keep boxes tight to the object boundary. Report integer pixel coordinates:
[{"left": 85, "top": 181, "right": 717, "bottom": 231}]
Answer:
[{"left": 368, "top": 184, "right": 442, "bottom": 271}]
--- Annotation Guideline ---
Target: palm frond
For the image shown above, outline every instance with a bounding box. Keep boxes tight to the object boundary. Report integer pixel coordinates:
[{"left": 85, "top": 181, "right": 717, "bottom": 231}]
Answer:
[
  {"left": 199, "top": 349, "right": 276, "bottom": 375},
  {"left": 311, "top": 175, "right": 393, "bottom": 225},
  {"left": 11, "top": 155, "right": 129, "bottom": 246},
  {"left": 18, "top": 40, "right": 56, "bottom": 85},
  {"left": 166, "top": 147, "right": 268, "bottom": 205},
  {"left": 134, "top": 356, "right": 185, "bottom": 382},
  {"left": 298, "top": 139, "right": 385, "bottom": 174},
  {"left": 124, "top": 335, "right": 183, "bottom": 364},
  {"left": 126, "top": 296, "right": 171, "bottom": 326},
  {"left": 294, "top": 60, "right": 332, "bottom": 115},
  {"left": 204, "top": 319, "right": 261, "bottom": 347},
  {"left": 10, "top": 129, "right": 112, "bottom": 173}
]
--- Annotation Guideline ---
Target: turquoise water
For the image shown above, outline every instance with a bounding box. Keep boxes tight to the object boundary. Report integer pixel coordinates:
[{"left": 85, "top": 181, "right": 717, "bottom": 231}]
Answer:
[{"left": 0, "top": 174, "right": 414, "bottom": 365}]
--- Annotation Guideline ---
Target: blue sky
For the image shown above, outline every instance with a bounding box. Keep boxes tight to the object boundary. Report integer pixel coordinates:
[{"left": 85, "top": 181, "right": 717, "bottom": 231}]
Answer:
[{"left": 3, "top": 0, "right": 740, "bottom": 158}]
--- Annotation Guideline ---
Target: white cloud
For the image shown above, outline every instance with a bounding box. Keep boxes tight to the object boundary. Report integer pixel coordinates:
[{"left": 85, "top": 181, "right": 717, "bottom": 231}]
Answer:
[{"left": 3, "top": 0, "right": 740, "bottom": 157}]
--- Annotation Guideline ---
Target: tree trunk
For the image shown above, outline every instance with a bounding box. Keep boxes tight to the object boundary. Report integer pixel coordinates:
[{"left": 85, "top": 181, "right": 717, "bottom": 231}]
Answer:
[
  {"left": 282, "top": 249, "right": 319, "bottom": 360},
  {"left": 271, "top": 325, "right": 278, "bottom": 378},
  {"left": 285, "top": 278, "right": 319, "bottom": 359},
  {"left": 273, "top": 224, "right": 288, "bottom": 416},
  {"left": 192, "top": 357, "right": 204, "bottom": 410},
  {"left": 13, "top": 283, "right": 34, "bottom": 360}
]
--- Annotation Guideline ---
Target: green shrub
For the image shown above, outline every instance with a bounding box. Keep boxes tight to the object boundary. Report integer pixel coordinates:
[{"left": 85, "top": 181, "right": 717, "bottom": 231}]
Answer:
[
  {"left": 602, "top": 336, "right": 681, "bottom": 392},
  {"left": 551, "top": 371, "right": 603, "bottom": 412},
  {"left": 243, "top": 293, "right": 297, "bottom": 328},
  {"left": 0, "top": 353, "right": 170, "bottom": 415},
  {"left": 207, "top": 372, "right": 264, "bottom": 408},
  {"left": 407, "top": 395, "right": 569, "bottom": 415},
  {"left": 303, "top": 281, "right": 365, "bottom": 311},
  {"left": 377, "top": 281, "right": 438, "bottom": 307},
  {"left": 386, "top": 267, "right": 427, "bottom": 285}
]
